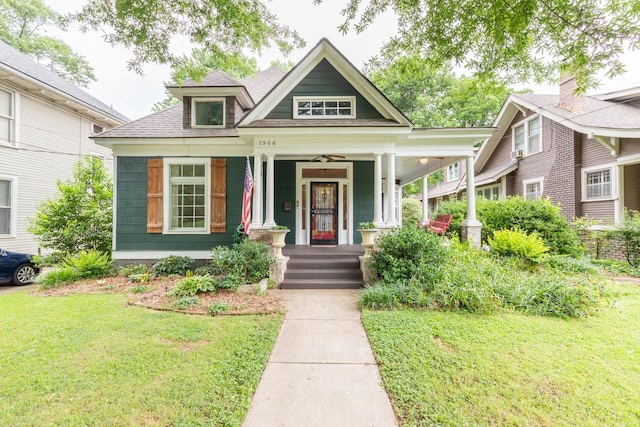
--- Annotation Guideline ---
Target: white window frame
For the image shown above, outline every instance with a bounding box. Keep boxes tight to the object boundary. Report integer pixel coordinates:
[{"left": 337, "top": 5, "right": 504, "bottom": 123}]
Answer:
[
  {"left": 476, "top": 184, "right": 501, "bottom": 200},
  {"left": 191, "top": 97, "right": 226, "bottom": 128},
  {"left": 0, "top": 175, "right": 17, "bottom": 238},
  {"left": 293, "top": 96, "right": 356, "bottom": 119},
  {"left": 0, "top": 87, "right": 18, "bottom": 148},
  {"left": 91, "top": 123, "right": 105, "bottom": 135},
  {"left": 446, "top": 162, "right": 460, "bottom": 182},
  {"left": 512, "top": 115, "right": 542, "bottom": 156},
  {"left": 163, "top": 158, "right": 210, "bottom": 234},
  {"left": 582, "top": 164, "right": 616, "bottom": 202},
  {"left": 523, "top": 177, "right": 544, "bottom": 200}
]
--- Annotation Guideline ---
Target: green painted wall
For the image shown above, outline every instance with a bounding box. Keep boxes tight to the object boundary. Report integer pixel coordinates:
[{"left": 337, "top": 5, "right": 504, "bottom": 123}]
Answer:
[
  {"left": 266, "top": 59, "right": 383, "bottom": 120},
  {"left": 274, "top": 160, "right": 296, "bottom": 244},
  {"left": 352, "top": 161, "right": 374, "bottom": 244},
  {"left": 115, "top": 156, "right": 245, "bottom": 251}
]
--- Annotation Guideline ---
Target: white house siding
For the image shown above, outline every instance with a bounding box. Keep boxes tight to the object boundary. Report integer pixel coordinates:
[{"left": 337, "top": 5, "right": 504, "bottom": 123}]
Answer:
[{"left": 0, "top": 89, "right": 113, "bottom": 254}]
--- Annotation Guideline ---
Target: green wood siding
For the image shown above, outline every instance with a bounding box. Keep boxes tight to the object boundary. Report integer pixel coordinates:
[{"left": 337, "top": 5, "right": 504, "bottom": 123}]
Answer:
[
  {"left": 274, "top": 160, "right": 296, "bottom": 244},
  {"left": 266, "top": 59, "right": 383, "bottom": 120},
  {"left": 115, "top": 156, "right": 245, "bottom": 250},
  {"left": 352, "top": 161, "right": 374, "bottom": 244}
]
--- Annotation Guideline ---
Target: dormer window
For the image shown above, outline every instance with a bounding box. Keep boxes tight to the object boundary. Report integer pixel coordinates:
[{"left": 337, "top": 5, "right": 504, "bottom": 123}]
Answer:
[
  {"left": 293, "top": 96, "right": 355, "bottom": 119},
  {"left": 192, "top": 98, "right": 225, "bottom": 127}
]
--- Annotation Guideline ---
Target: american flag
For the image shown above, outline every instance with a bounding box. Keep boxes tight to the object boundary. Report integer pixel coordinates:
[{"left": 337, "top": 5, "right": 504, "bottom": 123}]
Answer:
[{"left": 242, "top": 158, "right": 254, "bottom": 234}]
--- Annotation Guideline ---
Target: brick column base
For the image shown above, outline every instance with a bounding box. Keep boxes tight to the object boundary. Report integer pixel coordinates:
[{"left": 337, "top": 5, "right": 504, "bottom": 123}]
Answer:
[{"left": 461, "top": 220, "right": 482, "bottom": 249}]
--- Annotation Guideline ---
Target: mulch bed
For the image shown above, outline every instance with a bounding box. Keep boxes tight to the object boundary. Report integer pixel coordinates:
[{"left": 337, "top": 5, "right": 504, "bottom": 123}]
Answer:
[{"left": 34, "top": 276, "right": 285, "bottom": 316}]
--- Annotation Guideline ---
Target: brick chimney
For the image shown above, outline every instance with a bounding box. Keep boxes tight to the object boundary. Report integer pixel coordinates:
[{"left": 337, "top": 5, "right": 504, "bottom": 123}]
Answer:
[{"left": 558, "top": 72, "right": 586, "bottom": 113}]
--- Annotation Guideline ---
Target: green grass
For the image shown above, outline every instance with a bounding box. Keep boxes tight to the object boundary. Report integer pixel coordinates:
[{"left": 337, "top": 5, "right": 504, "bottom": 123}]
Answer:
[
  {"left": 363, "top": 282, "right": 640, "bottom": 426},
  {"left": 0, "top": 292, "right": 282, "bottom": 426}
]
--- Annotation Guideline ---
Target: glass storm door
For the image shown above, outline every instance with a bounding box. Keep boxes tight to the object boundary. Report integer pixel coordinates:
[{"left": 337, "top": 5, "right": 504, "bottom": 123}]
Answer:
[{"left": 310, "top": 182, "right": 338, "bottom": 245}]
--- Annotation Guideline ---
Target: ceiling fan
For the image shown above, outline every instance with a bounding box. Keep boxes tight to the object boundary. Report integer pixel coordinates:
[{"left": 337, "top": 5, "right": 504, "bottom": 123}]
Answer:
[{"left": 312, "top": 154, "right": 346, "bottom": 162}]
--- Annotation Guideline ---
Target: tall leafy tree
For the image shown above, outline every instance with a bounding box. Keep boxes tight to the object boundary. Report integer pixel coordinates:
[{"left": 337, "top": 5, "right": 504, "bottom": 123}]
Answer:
[
  {"left": 0, "top": 0, "right": 96, "bottom": 87},
  {"left": 319, "top": 0, "right": 640, "bottom": 90},
  {"left": 73, "top": 0, "right": 305, "bottom": 76},
  {"left": 29, "top": 157, "right": 113, "bottom": 255}
]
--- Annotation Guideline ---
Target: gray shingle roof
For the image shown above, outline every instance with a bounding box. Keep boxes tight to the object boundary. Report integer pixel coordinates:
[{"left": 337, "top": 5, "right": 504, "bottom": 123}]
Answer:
[
  {"left": 240, "top": 118, "right": 405, "bottom": 128},
  {"left": 513, "top": 93, "right": 640, "bottom": 130},
  {"left": 95, "top": 105, "right": 238, "bottom": 138},
  {"left": 240, "top": 67, "right": 286, "bottom": 103},
  {"left": 0, "top": 40, "right": 129, "bottom": 124},
  {"left": 168, "top": 70, "right": 242, "bottom": 88}
]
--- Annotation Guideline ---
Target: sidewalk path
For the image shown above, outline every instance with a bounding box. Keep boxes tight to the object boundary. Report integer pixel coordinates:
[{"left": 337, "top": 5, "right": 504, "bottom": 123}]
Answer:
[{"left": 243, "top": 289, "right": 398, "bottom": 427}]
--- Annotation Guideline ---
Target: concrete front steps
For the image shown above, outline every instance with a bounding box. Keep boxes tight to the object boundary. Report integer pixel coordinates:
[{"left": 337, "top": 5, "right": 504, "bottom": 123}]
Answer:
[{"left": 280, "top": 245, "right": 365, "bottom": 289}]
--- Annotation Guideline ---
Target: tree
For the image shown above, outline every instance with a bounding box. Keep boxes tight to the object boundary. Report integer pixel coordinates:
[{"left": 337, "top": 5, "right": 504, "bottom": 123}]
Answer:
[
  {"left": 29, "top": 157, "right": 113, "bottom": 255},
  {"left": 73, "top": 0, "right": 305, "bottom": 76},
  {"left": 0, "top": 0, "right": 96, "bottom": 87},
  {"left": 319, "top": 0, "right": 640, "bottom": 90}
]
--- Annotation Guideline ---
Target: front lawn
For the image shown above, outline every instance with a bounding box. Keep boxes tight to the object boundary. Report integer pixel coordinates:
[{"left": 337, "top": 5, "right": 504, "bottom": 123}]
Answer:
[
  {"left": 0, "top": 292, "right": 282, "bottom": 426},
  {"left": 363, "top": 281, "right": 640, "bottom": 426}
]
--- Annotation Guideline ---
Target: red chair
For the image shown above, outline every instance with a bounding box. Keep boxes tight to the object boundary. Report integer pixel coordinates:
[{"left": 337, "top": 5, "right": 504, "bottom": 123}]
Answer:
[{"left": 428, "top": 214, "right": 453, "bottom": 234}]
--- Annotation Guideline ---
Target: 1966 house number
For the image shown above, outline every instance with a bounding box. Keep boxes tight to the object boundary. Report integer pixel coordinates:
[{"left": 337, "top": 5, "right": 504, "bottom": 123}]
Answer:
[{"left": 258, "top": 140, "right": 276, "bottom": 146}]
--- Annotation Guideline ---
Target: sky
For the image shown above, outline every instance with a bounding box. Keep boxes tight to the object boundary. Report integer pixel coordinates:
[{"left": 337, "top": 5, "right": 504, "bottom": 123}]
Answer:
[{"left": 47, "top": 0, "right": 640, "bottom": 121}]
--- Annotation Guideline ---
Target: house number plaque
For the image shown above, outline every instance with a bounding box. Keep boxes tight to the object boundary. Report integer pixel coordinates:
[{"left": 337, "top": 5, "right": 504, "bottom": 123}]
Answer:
[{"left": 258, "top": 140, "right": 276, "bottom": 146}]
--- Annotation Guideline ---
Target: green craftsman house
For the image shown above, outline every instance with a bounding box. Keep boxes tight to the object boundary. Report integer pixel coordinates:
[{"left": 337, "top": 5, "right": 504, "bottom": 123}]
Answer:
[{"left": 94, "top": 39, "right": 494, "bottom": 263}]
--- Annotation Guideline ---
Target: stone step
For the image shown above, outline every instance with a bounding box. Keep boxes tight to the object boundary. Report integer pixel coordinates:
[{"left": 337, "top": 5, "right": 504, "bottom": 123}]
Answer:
[
  {"left": 287, "top": 258, "right": 360, "bottom": 270},
  {"left": 280, "top": 278, "right": 364, "bottom": 290},
  {"left": 285, "top": 268, "right": 363, "bottom": 280}
]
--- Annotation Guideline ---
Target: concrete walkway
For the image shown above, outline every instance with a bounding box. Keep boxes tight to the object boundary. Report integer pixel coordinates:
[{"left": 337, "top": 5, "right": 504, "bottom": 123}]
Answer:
[{"left": 243, "top": 289, "right": 398, "bottom": 427}]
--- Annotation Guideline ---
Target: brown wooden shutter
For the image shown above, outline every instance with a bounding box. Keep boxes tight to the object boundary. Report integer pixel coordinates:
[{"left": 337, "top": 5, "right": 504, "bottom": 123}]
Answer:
[
  {"left": 210, "top": 158, "right": 226, "bottom": 233},
  {"left": 147, "top": 158, "right": 163, "bottom": 233}
]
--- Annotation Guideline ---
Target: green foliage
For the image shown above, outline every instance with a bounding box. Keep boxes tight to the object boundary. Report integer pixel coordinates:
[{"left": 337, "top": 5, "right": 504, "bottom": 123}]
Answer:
[
  {"left": 129, "top": 285, "right": 148, "bottom": 294},
  {"left": 546, "top": 255, "right": 598, "bottom": 274},
  {"left": 37, "top": 266, "right": 79, "bottom": 289},
  {"left": 401, "top": 198, "right": 423, "bottom": 228},
  {"left": 438, "top": 196, "right": 582, "bottom": 255},
  {"left": 0, "top": 0, "right": 96, "bottom": 87},
  {"left": 151, "top": 255, "right": 195, "bottom": 276},
  {"left": 208, "top": 302, "right": 229, "bottom": 315},
  {"left": 404, "top": 170, "right": 444, "bottom": 195},
  {"left": 489, "top": 229, "right": 549, "bottom": 263},
  {"left": 73, "top": 0, "right": 304, "bottom": 76},
  {"left": 208, "top": 241, "right": 273, "bottom": 284},
  {"left": 333, "top": 0, "right": 639, "bottom": 91},
  {"left": 173, "top": 274, "right": 217, "bottom": 297},
  {"left": 371, "top": 226, "right": 448, "bottom": 286},
  {"left": 62, "top": 250, "right": 113, "bottom": 279},
  {"left": 28, "top": 157, "right": 113, "bottom": 256},
  {"left": 610, "top": 209, "right": 640, "bottom": 267},
  {"left": 358, "top": 221, "right": 376, "bottom": 229},
  {"left": 214, "top": 275, "right": 243, "bottom": 291},
  {"left": 173, "top": 296, "right": 199, "bottom": 309}
]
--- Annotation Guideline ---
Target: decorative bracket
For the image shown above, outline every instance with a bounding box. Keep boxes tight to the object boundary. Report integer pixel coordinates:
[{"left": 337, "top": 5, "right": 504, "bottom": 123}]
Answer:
[{"left": 591, "top": 134, "right": 619, "bottom": 157}]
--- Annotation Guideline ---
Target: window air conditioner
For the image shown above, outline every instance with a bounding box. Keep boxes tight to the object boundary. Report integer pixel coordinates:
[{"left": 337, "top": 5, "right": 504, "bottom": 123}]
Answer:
[{"left": 510, "top": 149, "right": 523, "bottom": 160}]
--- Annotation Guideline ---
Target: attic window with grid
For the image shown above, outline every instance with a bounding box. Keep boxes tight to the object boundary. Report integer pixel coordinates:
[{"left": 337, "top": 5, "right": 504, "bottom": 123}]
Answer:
[
  {"left": 92, "top": 123, "right": 104, "bottom": 134},
  {"left": 293, "top": 96, "right": 355, "bottom": 119},
  {"left": 192, "top": 98, "right": 225, "bottom": 127}
]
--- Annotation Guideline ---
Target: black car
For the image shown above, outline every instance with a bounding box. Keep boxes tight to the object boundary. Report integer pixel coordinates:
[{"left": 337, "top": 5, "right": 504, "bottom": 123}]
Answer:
[{"left": 0, "top": 249, "right": 39, "bottom": 285}]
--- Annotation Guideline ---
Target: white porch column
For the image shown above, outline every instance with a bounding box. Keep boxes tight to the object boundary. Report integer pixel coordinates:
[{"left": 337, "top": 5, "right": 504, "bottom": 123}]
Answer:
[
  {"left": 264, "top": 154, "right": 276, "bottom": 227},
  {"left": 422, "top": 175, "right": 429, "bottom": 225},
  {"left": 373, "top": 154, "right": 384, "bottom": 227},
  {"left": 251, "top": 154, "right": 263, "bottom": 228},
  {"left": 386, "top": 153, "right": 398, "bottom": 226},
  {"left": 461, "top": 155, "right": 482, "bottom": 247}
]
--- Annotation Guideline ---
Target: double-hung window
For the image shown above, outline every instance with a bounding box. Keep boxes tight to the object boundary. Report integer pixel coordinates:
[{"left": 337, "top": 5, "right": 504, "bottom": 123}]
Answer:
[
  {"left": 191, "top": 98, "right": 225, "bottom": 127},
  {"left": 477, "top": 185, "right": 501, "bottom": 200},
  {"left": 447, "top": 162, "right": 459, "bottom": 181},
  {"left": 583, "top": 167, "right": 613, "bottom": 201},
  {"left": 294, "top": 96, "right": 355, "bottom": 119},
  {"left": 523, "top": 178, "right": 543, "bottom": 200},
  {"left": 0, "top": 177, "right": 15, "bottom": 236},
  {"left": 513, "top": 116, "right": 541, "bottom": 156},
  {"left": 166, "top": 159, "right": 209, "bottom": 233},
  {"left": 0, "top": 88, "right": 15, "bottom": 146}
]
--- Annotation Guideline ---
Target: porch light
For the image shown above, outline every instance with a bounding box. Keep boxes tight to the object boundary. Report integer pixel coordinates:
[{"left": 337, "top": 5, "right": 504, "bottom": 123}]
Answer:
[{"left": 419, "top": 157, "right": 428, "bottom": 164}]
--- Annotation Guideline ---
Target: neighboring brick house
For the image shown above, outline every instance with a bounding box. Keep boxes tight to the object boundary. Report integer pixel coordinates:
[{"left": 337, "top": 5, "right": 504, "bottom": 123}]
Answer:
[
  {"left": 0, "top": 41, "right": 129, "bottom": 254},
  {"left": 427, "top": 75, "right": 640, "bottom": 224}
]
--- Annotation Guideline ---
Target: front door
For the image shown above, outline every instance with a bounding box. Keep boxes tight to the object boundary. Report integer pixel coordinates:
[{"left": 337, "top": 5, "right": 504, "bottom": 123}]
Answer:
[{"left": 310, "top": 182, "right": 338, "bottom": 245}]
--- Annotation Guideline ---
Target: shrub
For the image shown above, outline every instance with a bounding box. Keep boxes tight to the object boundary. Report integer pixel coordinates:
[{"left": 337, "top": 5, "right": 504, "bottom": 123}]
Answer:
[
  {"left": 37, "top": 266, "right": 80, "bottom": 289},
  {"left": 546, "top": 255, "right": 598, "bottom": 274},
  {"left": 129, "top": 285, "right": 149, "bottom": 294},
  {"left": 152, "top": 255, "right": 195, "bottom": 276},
  {"left": 62, "top": 250, "right": 113, "bottom": 279},
  {"left": 402, "top": 197, "right": 423, "bottom": 228},
  {"left": 488, "top": 229, "right": 549, "bottom": 263},
  {"left": 214, "top": 274, "right": 243, "bottom": 291},
  {"left": 173, "top": 274, "right": 216, "bottom": 297},
  {"left": 117, "top": 264, "right": 148, "bottom": 277},
  {"left": 208, "top": 302, "right": 228, "bottom": 315},
  {"left": 610, "top": 209, "right": 640, "bottom": 266},
  {"left": 438, "top": 196, "right": 582, "bottom": 256},
  {"left": 207, "top": 241, "right": 273, "bottom": 284},
  {"left": 174, "top": 296, "right": 199, "bottom": 309},
  {"left": 371, "top": 225, "right": 448, "bottom": 285}
]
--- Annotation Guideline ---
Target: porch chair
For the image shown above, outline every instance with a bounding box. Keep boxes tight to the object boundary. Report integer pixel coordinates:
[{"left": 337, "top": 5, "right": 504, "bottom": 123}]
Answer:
[{"left": 427, "top": 214, "right": 453, "bottom": 235}]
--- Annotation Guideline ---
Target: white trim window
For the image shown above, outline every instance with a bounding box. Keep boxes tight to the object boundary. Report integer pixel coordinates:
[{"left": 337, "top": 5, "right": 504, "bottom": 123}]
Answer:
[
  {"left": 91, "top": 123, "right": 105, "bottom": 134},
  {"left": 0, "top": 87, "right": 15, "bottom": 146},
  {"left": 191, "top": 98, "right": 225, "bottom": 127},
  {"left": 447, "top": 162, "right": 459, "bottom": 181},
  {"left": 0, "top": 176, "right": 16, "bottom": 237},
  {"left": 523, "top": 177, "right": 543, "bottom": 200},
  {"left": 293, "top": 96, "right": 356, "bottom": 119},
  {"left": 164, "top": 159, "right": 210, "bottom": 233},
  {"left": 512, "top": 116, "right": 541, "bottom": 156},
  {"left": 583, "top": 166, "right": 614, "bottom": 201},
  {"left": 477, "top": 184, "right": 501, "bottom": 200}
]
